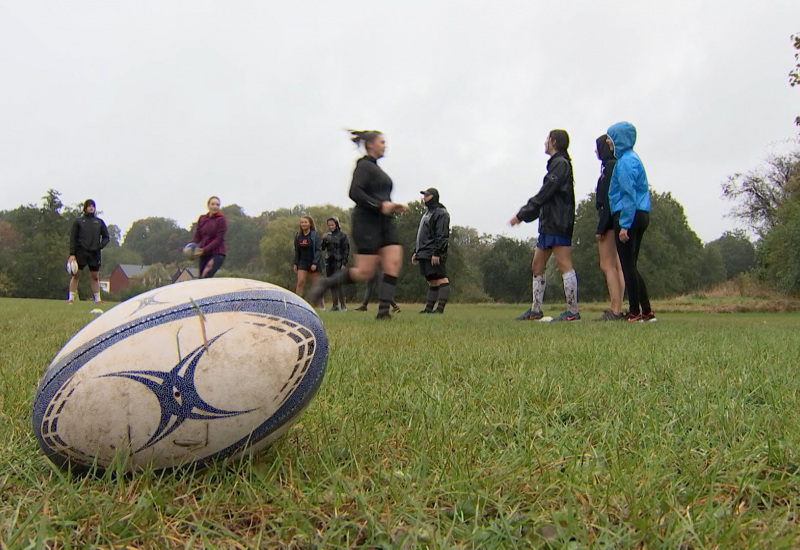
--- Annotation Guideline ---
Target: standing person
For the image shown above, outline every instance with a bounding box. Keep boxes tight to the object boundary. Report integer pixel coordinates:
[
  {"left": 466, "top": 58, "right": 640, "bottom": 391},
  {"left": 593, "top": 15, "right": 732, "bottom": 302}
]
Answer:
[
  {"left": 411, "top": 188, "right": 451, "bottom": 314},
  {"left": 593, "top": 134, "right": 626, "bottom": 321},
  {"left": 607, "top": 121, "right": 655, "bottom": 322},
  {"left": 321, "top": 217, "right": 350, "bottom": 311},
  {"left": 191, "top": 196, "right": 227, "bottom": 278},
  {"left": 67, "top": 199, "right": 110, "bottom": 304},
  {"left": 354, "top": 268, "right": 401, "bottom": 312},
  {"left": 293, "top": 216, "right": 324, "bottom": 307},
  {"left": 509, "top": 129, "right": 580, "bottom": 322},
  {"left": 307, "top": 129, "right": 408, "bottom": 320}
]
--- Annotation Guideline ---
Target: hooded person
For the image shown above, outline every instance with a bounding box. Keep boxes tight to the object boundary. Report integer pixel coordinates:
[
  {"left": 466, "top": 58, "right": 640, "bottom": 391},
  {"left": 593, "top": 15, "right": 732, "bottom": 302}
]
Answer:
[
  {"left": 411, "top": 187, "right": 451, "bottom": 313},
  {"left": 67, "top": 199, "right": 110, "bottom": 304},
  {"left": 607, "top": 121, "right": 655, "bottom": 322},
  {"left": 321, "top": 216, "right": 350, "bottom": 311},
  {"left": 593, "top": 134, "right": 626, "bottom": 321}
]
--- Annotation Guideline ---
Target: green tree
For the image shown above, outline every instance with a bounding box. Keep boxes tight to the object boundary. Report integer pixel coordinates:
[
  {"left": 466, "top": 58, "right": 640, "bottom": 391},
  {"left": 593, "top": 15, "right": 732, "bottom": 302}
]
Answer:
[
  {"left": 706, "top": 230, "right": 757, "bottom": 279},
  {"left": 698, "top": 244, "right": 727, "bottom": 289},
  {"left": 479, "top": 236, "right": 533, "bottom": 302},
  {"left": 217, "top": 204, "right": 265, "bottom": 273},
  {"left": 790, "top": 33, "right": 800, "bottom": 128},
  {"left": 123, "top": 217, "right": 191, "bottom": 265}
]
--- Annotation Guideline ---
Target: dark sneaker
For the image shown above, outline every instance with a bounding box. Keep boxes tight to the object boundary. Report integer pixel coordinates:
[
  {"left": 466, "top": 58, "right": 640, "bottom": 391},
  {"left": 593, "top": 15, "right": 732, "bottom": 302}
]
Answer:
[
  {"left": 392, "top": 305, "right": 402, "bottom": 313},
  {"left": 515, "top": 308, "right": 544, "bottom": 321},
  {"left": 354, "top": 304, "right": 368, "bottom": 312},
  {"left": 594, "top": 309, "right": 625, "bottom": 321},
  {"left": 626, "top": 312, "right": 643, "bottom": 322},
  {"left": 641, "top": 311, "right": 657, "bottom": 322},
  {"left": 433, "top": 309, "right": 445, "bottom": 314},
  {"left": 375, "top": 311, "right": 392, "bottom": 320},
  {"left": 328, "top": 305, "right": 340, "bottom": 312},
  {"left": 553, "top": 311, "right": 581, "bottom": 322},
  {"left": 419, "top": 308, "right": 433, "bottom": 314},
  {"left": 340, "top": 305, "right": 347, "bottom": 312}
]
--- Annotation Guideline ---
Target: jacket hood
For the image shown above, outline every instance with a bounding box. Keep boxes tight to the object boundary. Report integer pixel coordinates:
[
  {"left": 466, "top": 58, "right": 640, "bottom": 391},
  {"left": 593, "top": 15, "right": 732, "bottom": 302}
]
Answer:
[
  {"left": 607, "top": 122, "right": 636, "bottom": 157},
  {"left": 596, "top": 134, "right": 615, "bottom": 162},
  {"left": 327, "top": 216, "right": 341, "bottom": 230}
]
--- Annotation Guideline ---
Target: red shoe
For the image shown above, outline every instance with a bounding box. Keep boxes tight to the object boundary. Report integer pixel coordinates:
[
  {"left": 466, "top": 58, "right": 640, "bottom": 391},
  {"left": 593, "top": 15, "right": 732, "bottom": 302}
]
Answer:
[{"left": 626, "top": 312, "right": 643, "bottom": 322}]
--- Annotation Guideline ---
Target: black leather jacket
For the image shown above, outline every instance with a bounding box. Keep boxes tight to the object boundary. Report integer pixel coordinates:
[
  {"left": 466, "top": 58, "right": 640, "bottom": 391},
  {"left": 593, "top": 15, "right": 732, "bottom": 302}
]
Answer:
[
  {"left": 413, "top": 200, "right": 449, "bottom": 260},
  {"left": 516, "top": 152, "right": 575, "bottom": 238}
]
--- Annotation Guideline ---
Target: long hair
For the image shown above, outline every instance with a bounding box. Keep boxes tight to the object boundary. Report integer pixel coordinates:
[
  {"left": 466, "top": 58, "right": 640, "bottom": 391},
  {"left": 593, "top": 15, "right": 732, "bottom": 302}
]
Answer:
[
  {"left": 548, "top": 129, "right": 571, "bottom": 160},
  {"left": 207, "top": 195, "right": 221, "bottom": 207},
  {"left": 348, "top": 129, "right": 382, "bottom": 152},
  {"left": 299, "top": 215, "right": 316, "bottom": 232}
]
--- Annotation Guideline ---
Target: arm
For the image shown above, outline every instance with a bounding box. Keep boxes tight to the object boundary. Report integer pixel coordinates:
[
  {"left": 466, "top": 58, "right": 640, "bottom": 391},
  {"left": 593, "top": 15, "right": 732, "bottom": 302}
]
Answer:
[
  {"left": 595, "top": 160, "right": 615, "bottom": 235},
  {"left": 516, "top": 159, "right": 569, "bottom": 222},
  {"left": 342, "top": 234, "right": 350, "bottom": 265},
  {"left": 348, "top": 161, "right": 383, "bottom": 212},
  {"left": 69, "top": 220, "right": 79, "bottom": 255},
  {"left": 293, "top": 233, "right": 300, "bottom": 265},
  {"left": 192, "top": 217, "right": 202, "bottom": 244},
  {"left": 312, "top": 231, "right": 324, "bottom": 269},
  {"left": 432, "top": 211, "right": 450, "bottom": 257},
  {"left": 99, "top": 221, "right": 110, "bottom": 249},
  {"left": 614, "top": 160, "right": 638, "bottom": 230}
]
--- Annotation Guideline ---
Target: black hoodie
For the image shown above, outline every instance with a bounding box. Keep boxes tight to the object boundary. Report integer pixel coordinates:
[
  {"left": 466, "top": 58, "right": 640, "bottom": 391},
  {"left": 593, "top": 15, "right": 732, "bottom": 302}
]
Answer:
[
  {"left": 595, "top": 134, "right": 617, "bottom": 234},
  {"left": 321, "top": 217, "right": 350, "bottom": 264},
  {"left": 413, "top": 194, "right": 450, "bottom": 260},
  {"left": 516, "top": 151, "right": 575, "bottom": 238},
  {"left": 69, "top": 212, "right": 110, "bottom": 255}
]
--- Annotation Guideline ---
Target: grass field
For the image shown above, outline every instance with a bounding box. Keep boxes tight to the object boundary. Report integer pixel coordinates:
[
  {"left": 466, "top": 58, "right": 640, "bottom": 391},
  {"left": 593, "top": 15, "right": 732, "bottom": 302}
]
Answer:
[{"left": 2, "top": 297, "right": 800, "bottom": 548}]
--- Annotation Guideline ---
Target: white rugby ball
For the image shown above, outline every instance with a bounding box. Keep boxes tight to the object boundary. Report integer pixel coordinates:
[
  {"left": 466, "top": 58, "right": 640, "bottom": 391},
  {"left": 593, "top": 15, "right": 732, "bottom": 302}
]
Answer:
[
  {"left": 182, "top": 242, "right": 198, "bottom": 257},
  {"left": 66, "top": 259, "right": 79, "bottom": 276},
  {"left": 32, "top": 278, "right": 328, "bottom": 473}
]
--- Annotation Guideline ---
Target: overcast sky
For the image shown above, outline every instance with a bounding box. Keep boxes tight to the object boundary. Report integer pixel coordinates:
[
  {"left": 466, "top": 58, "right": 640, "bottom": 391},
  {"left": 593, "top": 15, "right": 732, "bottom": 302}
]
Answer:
[{"left": 1, "top": 1, "right": 798, "bottom": 243}]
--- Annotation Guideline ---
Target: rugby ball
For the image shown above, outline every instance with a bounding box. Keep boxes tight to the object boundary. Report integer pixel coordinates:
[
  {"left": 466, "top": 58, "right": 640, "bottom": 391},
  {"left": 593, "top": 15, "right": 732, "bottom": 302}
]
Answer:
[
  {"left": 66, "top": 259, "right": 79, "bottom": 276},
  {"left": 32, "top": 278, "right": 328, "bottom": 473},
  {"left": 182, "top": 242, "right": 198, "bottom": 257}
]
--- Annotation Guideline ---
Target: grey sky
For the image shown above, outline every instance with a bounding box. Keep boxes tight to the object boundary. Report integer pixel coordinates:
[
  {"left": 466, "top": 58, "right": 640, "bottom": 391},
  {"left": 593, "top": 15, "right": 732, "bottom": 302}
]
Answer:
[{"left": 2, "top": 1, "right": 798, "bottom": 244}]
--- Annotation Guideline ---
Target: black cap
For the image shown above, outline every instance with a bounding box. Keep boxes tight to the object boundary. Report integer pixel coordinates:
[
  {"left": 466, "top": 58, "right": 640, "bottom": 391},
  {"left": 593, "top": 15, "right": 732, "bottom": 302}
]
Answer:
[{"left": 420, "top": 188, "right": 439, "bottom": 198}]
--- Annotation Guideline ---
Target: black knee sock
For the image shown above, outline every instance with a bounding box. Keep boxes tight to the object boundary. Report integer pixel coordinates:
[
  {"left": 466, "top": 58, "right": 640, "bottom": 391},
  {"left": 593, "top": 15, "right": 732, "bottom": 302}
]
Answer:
[
  {"left": 425, "top": 285, "right": 439, "bottom": 311},
  {"left": 378, "top": 274, "right": 398, "bottom": 314},
  {"left": 436, "top": 283, "right": 450, "bottom": 312}
]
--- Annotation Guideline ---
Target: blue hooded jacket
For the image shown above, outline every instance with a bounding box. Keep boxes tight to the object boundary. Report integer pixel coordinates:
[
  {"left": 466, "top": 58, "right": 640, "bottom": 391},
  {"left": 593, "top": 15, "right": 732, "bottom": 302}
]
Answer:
[{"left": 607, "top": 121, "right": 651, "bottom": 229}]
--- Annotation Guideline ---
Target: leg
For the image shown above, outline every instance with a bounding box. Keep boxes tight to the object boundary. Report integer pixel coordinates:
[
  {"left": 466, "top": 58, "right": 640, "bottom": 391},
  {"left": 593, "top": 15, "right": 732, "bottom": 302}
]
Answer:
[
  {"left": 552, "top": 245, "right": 578, "bottom": 315},
  {"left": 615, "top": 224, "right": 640, "bottom": 315},
  {"left": 631, "top": 212, "right": 652, "bottom": 315},
  {"left": 68, "top": 271, "right": 81, "bottom": 302},
  {"left": 89, "top": 269, "right": 102, "bottom": 302},
  {"left": 598, "top": 231, "right": 624, "bottom": 314},
  {"left": 433, "top": 276, "right": 450, "bottom": 313},
  {"left": 376, "top": 244, "right": 403, "bottom": 317},
  {"left": 530, "top": 247, "right": 551, "bottom": 313},
  {"left": 295, "top": 270, "right": 309, "bottom": 296}
]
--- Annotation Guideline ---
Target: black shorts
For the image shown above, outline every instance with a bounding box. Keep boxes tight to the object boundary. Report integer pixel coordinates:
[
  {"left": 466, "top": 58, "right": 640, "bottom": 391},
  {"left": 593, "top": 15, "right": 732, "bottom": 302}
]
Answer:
[
  {"left": 199, "top": 254, "right": 225, "bottom": 278},
  {"left": 296, "top": 259, "right": 314, "bottom": 271},
  {"left": 418, "top": 258, "right": 447, "bottom": 280},
  {"left": 75, "top": 248, "right": 101, "bottom": 272},
  {"left": 351, "top": 207, "right": 400, "bottom": 255}
]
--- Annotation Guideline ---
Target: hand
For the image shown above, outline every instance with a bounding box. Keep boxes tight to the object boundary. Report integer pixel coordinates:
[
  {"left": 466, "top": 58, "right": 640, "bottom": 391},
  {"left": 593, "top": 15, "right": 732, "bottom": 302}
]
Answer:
[
  {"left": 393, "top": 203, "right": 409, "bottom": 213},
  {"left": 431, "top": 256, "right": 440, "bottom": 265},
  {"left": 508, "top": 216, "right": 521, "bottom": 226},
  {"left": 310, "top": 264, "right": 317, "bottom": 272},
  {"left": 595, "top": 233, "right": 604, "bottom": 243},
  {"left": 411, "top": 253, "right": 417, "bottom": 265},
  {"left": 68, "top": 255, "right": 76, "bottom": 262},
  {"left": 380, "top": 201, "right": 396, "bottom": 215},
  {"left": 193, "top": 247, "right": 204, "bottom": 258},
  {"left": 619, "top": 228, "right": 629, "bottom": 243},
  {"left": 293, "top": 264, "right": 298, "bottom": 273}
]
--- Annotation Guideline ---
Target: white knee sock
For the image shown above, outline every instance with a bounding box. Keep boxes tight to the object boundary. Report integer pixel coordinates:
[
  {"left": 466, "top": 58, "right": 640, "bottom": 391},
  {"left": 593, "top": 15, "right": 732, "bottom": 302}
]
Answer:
[{"left": 562, "top": 269, "right": 578, "bottom": 314}]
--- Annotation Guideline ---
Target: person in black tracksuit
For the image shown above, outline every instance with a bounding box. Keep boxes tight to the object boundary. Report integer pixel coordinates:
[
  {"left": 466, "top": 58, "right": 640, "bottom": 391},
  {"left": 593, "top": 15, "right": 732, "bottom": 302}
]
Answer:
[
  {"left": 321, "top": 217, "right": 350, "bottom": 311},
  {"left": 593, "top": 134, "right": 626, "bottom": 321},
  {"left": 293, "top": 216, "right": 325, "bottom": 307},
  {"left": 412, "top": 187, "right": 451, "bottom": 313},
  {"left": 509, "top": 129, "right": 580, "bottom": 322},
  {"left": 68, "top": 199, "right": 110, "bottom": 304},
  {"left": 308, "top": 129, "right": 408, "bottom": 320}
]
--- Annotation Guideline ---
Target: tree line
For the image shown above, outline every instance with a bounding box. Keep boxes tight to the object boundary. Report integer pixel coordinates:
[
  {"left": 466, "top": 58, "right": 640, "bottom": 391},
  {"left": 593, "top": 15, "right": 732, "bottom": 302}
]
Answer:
[{"left": 0, "top": 188, "right": 759, "bottom": 303}]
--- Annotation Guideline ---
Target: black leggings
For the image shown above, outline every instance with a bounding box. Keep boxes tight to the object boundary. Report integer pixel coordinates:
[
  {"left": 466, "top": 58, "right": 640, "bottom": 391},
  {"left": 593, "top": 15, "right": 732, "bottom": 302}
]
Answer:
[
  {"left": 614, "top": 211, "right": 651, "bottom": 315},
  {"left": 199, "top": 254, "right": 226, "bottom": 278}
]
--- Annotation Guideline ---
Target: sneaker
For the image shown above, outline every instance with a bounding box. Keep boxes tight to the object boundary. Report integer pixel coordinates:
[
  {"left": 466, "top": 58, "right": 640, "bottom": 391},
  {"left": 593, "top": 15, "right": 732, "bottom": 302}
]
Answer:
[
  {"left": 392, "top": 305, "right": 402, "bottom": 313},
  {"left": 419, "top": 308, "right": 433, "bottom": 314},
  {"left": 354, "top": 304, "right": 368, "bottom": 312},
  {"left": 328, "top": 305, "right": 340, "bottom": 312},
  {"left": 94, "top": 300, "right": 104, "bottom": 305},
  {"left": 594, "top": 309, "right": 625, "bottom": 321},
  {"left": 67, "top": 300, "right": 74, "bottom": 305},
  {"left": 432, "top": 309, "right": 444, "bottom": 314},
  {"left": 553, "top": 311, "right": 581, "bottom": 322},
  {"left": 375, "top": 311, "right": 392, "bottom": 320},
  {"left": 340, "top": 305, "right": 347, "bottom": 312},
  {"left": 641, "top": 311, "right": 657, "bottom": 322},
  {"left": 515, "top": 308, "right": 544, "bottom": 321},
  {"left": 626, "top": 312, "right": 643, "bottom": 322}
]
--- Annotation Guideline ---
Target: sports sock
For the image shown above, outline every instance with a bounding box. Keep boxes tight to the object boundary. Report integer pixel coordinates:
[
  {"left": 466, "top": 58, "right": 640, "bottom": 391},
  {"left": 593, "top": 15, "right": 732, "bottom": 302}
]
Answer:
[
  {"left": 378, "top": 274, "right": 398, "bottom": 315},
  {"left": 425, "top": 285, "right": 439, "bottom": 311},
  {"left": 68, "top": 291, "right": 76, "bottom": 302},
  {"left": 562, "top": 269, "right": 578, "bottom": 314},
  {"left": 531, "top": 275, "right": 546, "bottom": 313},
  {"left": 436, "top": 283, "right": 450, "bottom": 312},
  {"left": 93, "top": 293, "right": 101, "bottom": 302}
]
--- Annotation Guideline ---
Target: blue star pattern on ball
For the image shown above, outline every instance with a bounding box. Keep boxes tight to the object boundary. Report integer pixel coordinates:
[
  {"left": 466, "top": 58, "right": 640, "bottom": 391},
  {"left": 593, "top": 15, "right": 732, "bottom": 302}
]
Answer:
[{"left": 102, "top": 331, "right": 253, "bottom": 452}]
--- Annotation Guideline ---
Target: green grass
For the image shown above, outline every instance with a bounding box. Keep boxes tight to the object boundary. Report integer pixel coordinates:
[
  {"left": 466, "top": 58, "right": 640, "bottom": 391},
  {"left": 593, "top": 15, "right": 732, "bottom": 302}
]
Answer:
[{"left": 2, "top": 298, "right": 800, "bottom": 548}]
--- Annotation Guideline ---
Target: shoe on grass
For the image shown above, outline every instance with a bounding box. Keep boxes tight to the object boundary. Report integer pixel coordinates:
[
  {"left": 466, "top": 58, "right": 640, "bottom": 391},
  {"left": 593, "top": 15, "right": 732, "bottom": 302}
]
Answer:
[
  {"left": 375, "top": 311, "right": 392, "bottom": 320},
  {"left": 553, "top": 310, "right": 581, "bottom": 322},
  {"left": 641, "top": 311, "right": 657, "bottom": 322},
  {"left": 626, "top": 312, "right": 643, "bottom": 322},
  {"left": 515, "top": 308, "right": 544, "bottom": 321},
  {"left": 354, "top": 304, "right": 368, "bottom": 312},
  {"left": 594, "top": 309, "right": 624, "bottom": 321}
]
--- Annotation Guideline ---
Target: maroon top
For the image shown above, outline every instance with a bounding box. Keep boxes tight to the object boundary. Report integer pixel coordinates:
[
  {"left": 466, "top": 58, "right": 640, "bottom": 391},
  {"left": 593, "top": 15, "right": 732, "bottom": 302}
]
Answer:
[{"left": 193, "top": 212, "right": 227, "bottom": 256}]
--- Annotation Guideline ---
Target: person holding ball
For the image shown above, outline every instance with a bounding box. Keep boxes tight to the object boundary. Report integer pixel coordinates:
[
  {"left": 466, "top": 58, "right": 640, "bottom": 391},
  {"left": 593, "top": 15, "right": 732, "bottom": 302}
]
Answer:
[
  {"left": 191, "top": 196, "right": 227, "bottom": 278},
  {"left": 67, "top": 199, "right": 109, "bottom": 304}
]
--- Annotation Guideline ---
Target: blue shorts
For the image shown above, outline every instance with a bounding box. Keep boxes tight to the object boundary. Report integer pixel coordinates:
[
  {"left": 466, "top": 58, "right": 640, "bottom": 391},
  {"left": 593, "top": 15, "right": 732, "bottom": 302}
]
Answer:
[{"left": 536, "top": 233, "right": 571, "bottom": 249}]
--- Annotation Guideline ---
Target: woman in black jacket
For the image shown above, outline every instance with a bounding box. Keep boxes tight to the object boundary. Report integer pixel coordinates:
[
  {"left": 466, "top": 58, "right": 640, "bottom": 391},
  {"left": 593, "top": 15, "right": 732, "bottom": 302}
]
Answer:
[
  {"left": 509, "top": 129, "right": 580, "bottom": 322},
  {"left": 594, "top": 134, "right": 626, "bottom": 321},
  {"left": 308, "top": 129, "right": 408, "bottom": 319},
  {"left": 293, "top": 216, "right": 324, "bottom": 307}
]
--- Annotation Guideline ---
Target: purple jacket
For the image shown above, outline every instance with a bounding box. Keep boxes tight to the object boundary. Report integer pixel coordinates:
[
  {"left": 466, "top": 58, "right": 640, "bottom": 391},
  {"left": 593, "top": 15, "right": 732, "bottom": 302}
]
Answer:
[{"left": 193, "top": 212, "right": 227, "bottom": 256}]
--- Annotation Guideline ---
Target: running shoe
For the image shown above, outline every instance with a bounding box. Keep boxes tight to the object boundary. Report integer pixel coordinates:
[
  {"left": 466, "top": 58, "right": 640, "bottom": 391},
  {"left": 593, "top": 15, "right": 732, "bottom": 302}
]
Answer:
[
  {"left": 354, "top": 304, "right": 368, "bottom": 312},
  {"left": 626, "top": 312, "right": 643, "bottom": 322},
  {"left": 641, "top": 311, "right": 657, "bottom": 322},
  {"left": 67, "top": 300, "right": 74, "bottom": 305},
  {"left": 515, "top": 308, "right": 544, "bottom": 321},
  {"left": 375, "top": 311, "right": 392, "bottom": 320},
  {"left": 553, "top": 311, "right": 581, "bottom": 322},
  {"left": 328, "top": 305, "right": 340, "bottom": 312},
  {"left": 593, "top": 310, "right": 625, "bottom": 321},
  {"left": 340, "top": 305, "right": 347, "bottom": 312},
  {"left": 419, "top": 308, "right": 433, "bottom": 314},
  {"left": 392, "top": 305, "right": 402, "bottom": 313}
]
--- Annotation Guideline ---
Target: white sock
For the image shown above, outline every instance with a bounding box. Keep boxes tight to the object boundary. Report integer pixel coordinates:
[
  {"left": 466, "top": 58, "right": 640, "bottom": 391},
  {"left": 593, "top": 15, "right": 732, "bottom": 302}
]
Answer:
[
  {"left": 562, "top": 269, "right": 578, "bottom": 314},
  {"left": 68, "top": 291, "right": 76, "bottom": 302},
  {"left": 531, "top": 275, "right": 546, "bottom": 313},
  {"left": 93, "top": 292, "right": 101, "bottom": 302}
]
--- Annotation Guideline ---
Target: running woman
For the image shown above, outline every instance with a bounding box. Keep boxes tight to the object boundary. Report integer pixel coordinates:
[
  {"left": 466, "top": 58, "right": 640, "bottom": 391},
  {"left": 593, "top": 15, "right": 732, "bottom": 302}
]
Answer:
[
  {"left": 293, "top": 216, "right": 324, "bottom": 306},
  {"left": 308, "top": 129, "right": 408, "bottom": 319},
  {"left": 353, "top": 268, "right": 401, "bottom": 312},
  {"left": 509, "top": 129, "right": 580, "bottom": 322},
  {"left": 607, "top": 121, "right": 655, "bottom": 322},
  {"left": 191, "top": 196, "right": 227, "bottom": 278},
  {"left": 412, "top": 187, "right": 451, "bottom": 314},
  {"left": 593, "top": 134, "right": 626, "bottom": 321},
  {"left": 67, "top": 199, "right": 109, "bottom": 304},
  {"left": 321, "top": 216, "right": 350, "bottom": 311}
]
